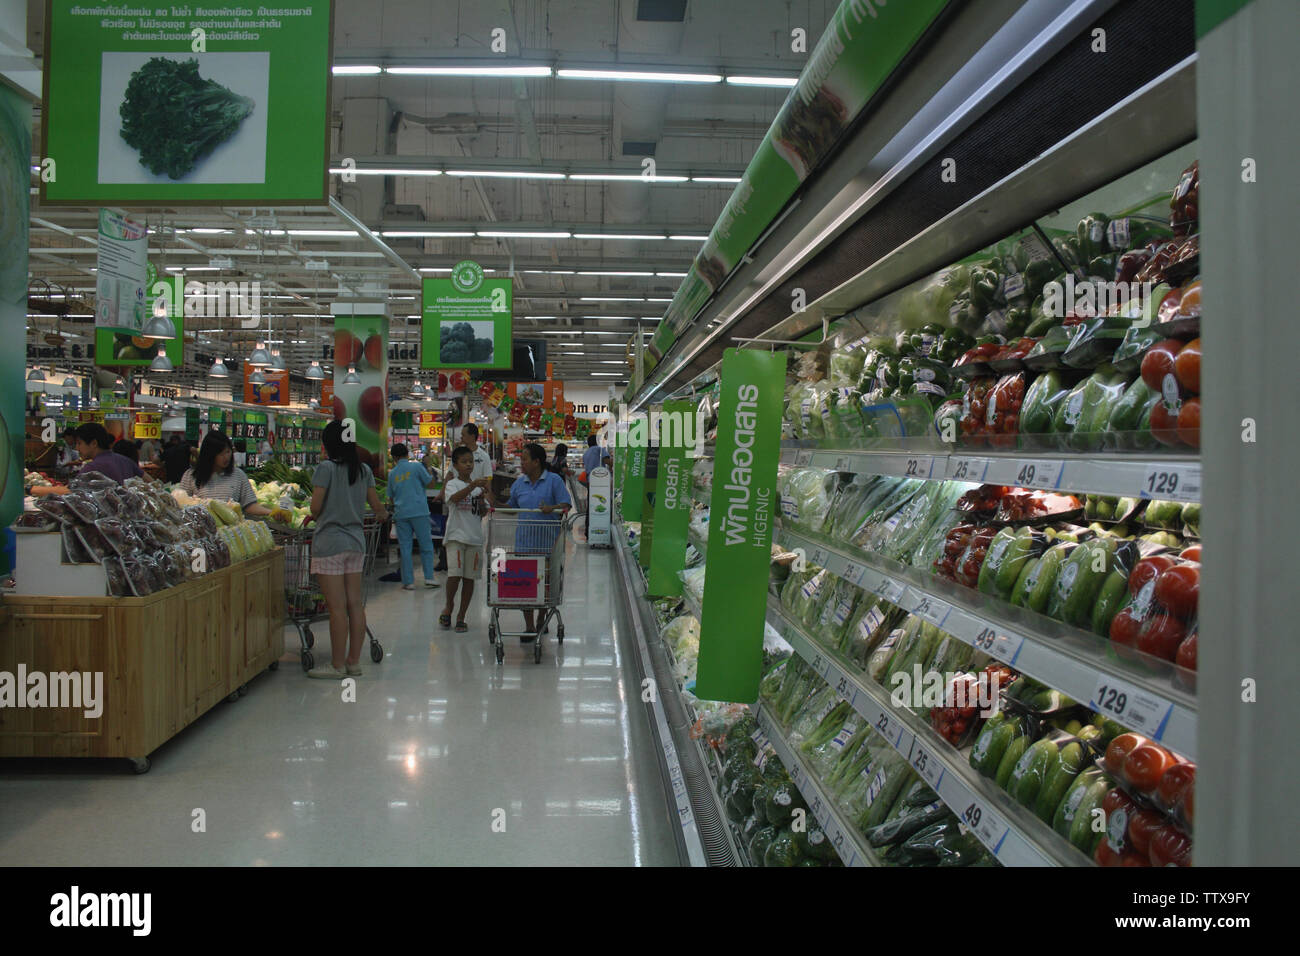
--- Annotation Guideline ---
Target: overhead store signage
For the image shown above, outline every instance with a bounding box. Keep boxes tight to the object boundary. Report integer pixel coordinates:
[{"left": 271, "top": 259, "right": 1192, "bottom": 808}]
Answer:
[
  {"left": 94, "top": 209, "right": 148, "bottom": 334},
  {"left": 40, "top": 0, "right": 333, "bottom": 205},
  {"left": 0, "top": 85, "right": 30, "bottom": 529},
  {"left": 332, "top": 315, "right": 388, "bottom": 477},
  {"left": 243, "top": 363, "right": 288, "bottom": 406},
  {"left": 417, "top": 413, "right": 444, "bottom": 440},
  {"left": 695, "top": 349, "right": 785, "bottom": 703},
  {"left": 645, "top": 0, "right": 952, "bottom": 375},
  {"left": 646, "top": 400, "right": 695, "bottom": 597},
  {"left": 620, "top": 418, "right": 648, "bottom": 523},
  {"left": 133, "top": 412, "right": 161, "bottom": 440},
  {"left": 421, "top": 261, "right": 513, "bottom": 370}
]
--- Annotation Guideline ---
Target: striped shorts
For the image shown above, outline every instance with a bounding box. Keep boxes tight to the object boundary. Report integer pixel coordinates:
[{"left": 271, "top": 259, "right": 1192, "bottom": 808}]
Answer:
[{"left": 311, "top": 550, "right": 365, "bottom": 575}]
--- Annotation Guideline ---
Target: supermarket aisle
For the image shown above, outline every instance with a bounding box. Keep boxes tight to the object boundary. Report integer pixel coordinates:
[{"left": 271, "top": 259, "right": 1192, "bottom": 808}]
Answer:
[{"left": 0, "top": 542, "right": 681, "bottom": 866}]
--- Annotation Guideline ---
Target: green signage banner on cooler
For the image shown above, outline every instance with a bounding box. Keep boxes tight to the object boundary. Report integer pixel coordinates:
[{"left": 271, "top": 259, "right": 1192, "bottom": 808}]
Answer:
[
  {"left": 646, "top": 0, "right": 951, "bottom": 369},
  {"left": 646, "top": 400, "right": 695, "bottom": 596},
  {"left": 332, "top": 315, "right": 388, "bottom": 478},
  {"left": 0, "top": 85, "right": 31, "bottom": 531},
  {"left": 637, "top": 446, "right": 659, "bottom": 571},
  {"left": 695, "top": 350, "right": 785, "bottom": 703},
  {"left": 40, "top": 0, "right": 333, "bottom": 205},
  {"left": 620, "top": 422, "right": 647, "bottom": 522},
  {"left": 421, "top": 261, "right": 513, "bottom": 369}
]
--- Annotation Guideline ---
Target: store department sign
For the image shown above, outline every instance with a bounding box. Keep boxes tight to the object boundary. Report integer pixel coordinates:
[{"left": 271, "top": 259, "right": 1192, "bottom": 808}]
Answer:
[
  {"left": 421, "top": 260, "right": 513, "bottom": 370},
  {"left": 646, "top": 400, "right": 694, "bottom": 596},
  {"left": 40, "top": 0, "right": 334, "bottom": 206},
  {"left": 695, "top": 350, "right": 785, "bottom": 703}
]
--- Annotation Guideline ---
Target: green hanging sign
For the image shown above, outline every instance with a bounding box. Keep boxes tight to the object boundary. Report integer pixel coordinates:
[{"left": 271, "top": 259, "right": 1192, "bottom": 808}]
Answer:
[
  {"left": 646, "top": 400, "right": 695, "bottom": 596},
  {"left": 620, "top": 416, "right": 648, "bottom": 522},
  {"left": 695, "top": 350, "right": 785, "bottom": 703},
  {"left": 638, "top": 445, "right": 659, "bottom": 571}
]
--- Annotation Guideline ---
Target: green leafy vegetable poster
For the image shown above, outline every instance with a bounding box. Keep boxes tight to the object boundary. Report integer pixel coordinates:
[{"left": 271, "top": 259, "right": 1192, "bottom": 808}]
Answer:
[
  {"left": 41, "top": 1, "right": 333, "bottom": 204},
  {"left": 421, "top": 261, "right": 513, "bottom": 369}
]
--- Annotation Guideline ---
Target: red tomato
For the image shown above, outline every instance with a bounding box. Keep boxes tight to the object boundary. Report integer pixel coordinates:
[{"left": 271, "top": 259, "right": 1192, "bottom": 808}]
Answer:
[
  {"left": 1109, "top": 608, "right": 1143, "bottom": 661},
  {"left": 1149, "top": 401, "right": 1181, "bottom": 446},
  {"left": 1137, "top": 612, "right": 1188, "bottom": 661},
  {"left": 1140, "top": 339, "right": 1183, "bottom": 391},
  {"left": 1127, "top": 808, "right": 1165, "bottom": 856},
  {"left": 1154, "top": 563, "right": 1200, "bottom": 618},
  {"left": 1129, "top": 555, "right": 1177, "bottom": 596},
  {"left": 1149, "top": 826, "right": 1193, "bottom": 867},
  {"left": 1105, "top": 734, "right": 1149, "bottom": 776},
  {"left": 1177, "top": 397, "right": 1201, "bottom": 448},
  {"left": 1156, "top": 762, "right": 1196, "bottom": 811},
  {"left": 1103, "top": 786, "right": 1138, "bottom": 817},
  {"left": 1180, "top": 545, "right": 1202, "bottom": 562},
  {"left": 1177, "top": 284, "right": 1202, "bottom": 319},
  {"left": 1125, "top": 743, "right": 1177, "bottom": 792},
  {"left": 1095, "top": 837, "right": 1123, "bottom": 867},
  {"left": 1174, "top": 338, "right": 1201, "bottom": 392},
  {"left": 1175, "top": 631, "right": 1197, "bottom": 671},
  {"left": 1156, "top": 290, "right": 1183, "bottom": 324}
]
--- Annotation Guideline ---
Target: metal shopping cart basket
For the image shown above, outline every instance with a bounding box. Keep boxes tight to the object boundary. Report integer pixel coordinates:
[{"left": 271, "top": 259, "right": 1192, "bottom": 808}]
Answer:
[
  {"left": 271, "top": 514, "right": 385, "bottom": 671},
  {"left": 485, "top": 508, "right": 577, "bottom": 664}
]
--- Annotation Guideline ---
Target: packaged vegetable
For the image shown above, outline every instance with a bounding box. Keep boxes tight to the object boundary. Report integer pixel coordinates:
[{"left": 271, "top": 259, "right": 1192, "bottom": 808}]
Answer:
[
  {"left": 61, "top": 524, "right": 95, "bottom": 564},
  {"left": 62, "top": 493, "right": 103, "bottom": 524},
  {"left": 103, "top": 557, "right": 131, "bottom": 597},
  {"left": 75, "top": 523, "right": 114, "bottom": 563}
]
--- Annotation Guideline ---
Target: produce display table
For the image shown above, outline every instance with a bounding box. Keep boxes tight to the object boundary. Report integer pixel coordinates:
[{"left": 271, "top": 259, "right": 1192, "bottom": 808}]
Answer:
[{"left": 0, "top": 548, "right": 285, "bottom": 772}]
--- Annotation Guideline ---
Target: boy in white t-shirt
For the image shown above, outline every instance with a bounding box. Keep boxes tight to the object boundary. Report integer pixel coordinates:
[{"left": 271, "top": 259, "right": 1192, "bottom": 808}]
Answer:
[{"left": 440, "top": 445, "right": 492, "bottom": 632}]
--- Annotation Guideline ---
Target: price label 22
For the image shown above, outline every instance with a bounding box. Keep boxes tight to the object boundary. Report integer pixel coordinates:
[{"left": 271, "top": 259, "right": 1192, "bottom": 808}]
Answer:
[{"left": 904, "top": 456, "right": 934, "bottom": 479}]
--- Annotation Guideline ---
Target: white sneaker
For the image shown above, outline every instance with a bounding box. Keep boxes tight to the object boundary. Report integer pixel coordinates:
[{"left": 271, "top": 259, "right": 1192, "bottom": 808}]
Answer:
[
  {"left": 307, "top": 665, "right": 346, "bottom": 680},
  {"left": 345, "top": 664, "right": 363, "bottom": 676},
  {"left": 402, "top": 583, "right": 415, "bottom": 590},
  {"left": 424, "top": 579, "right": 439, "bottom": 588}
]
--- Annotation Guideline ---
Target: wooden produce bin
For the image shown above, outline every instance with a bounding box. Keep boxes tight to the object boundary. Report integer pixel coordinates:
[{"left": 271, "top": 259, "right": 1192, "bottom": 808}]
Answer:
[{"left": 0, "top": 548, "right": 285, "bottom": 772}]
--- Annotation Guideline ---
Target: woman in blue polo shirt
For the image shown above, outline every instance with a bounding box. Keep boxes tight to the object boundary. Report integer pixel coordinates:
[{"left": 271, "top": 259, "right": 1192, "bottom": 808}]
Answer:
[{"left": 507, "top": 442, "right": 571, "bottom": 639}]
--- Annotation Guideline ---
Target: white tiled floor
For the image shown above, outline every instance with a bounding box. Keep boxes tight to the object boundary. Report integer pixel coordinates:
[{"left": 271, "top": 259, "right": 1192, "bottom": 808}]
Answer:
[{"left": 0, "top": 541, "right": 680, "bottom": 866}]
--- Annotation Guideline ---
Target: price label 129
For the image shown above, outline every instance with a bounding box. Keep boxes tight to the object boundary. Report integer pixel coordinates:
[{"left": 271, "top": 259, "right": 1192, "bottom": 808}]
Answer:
[{"left": 1089, "top": 675, "right": 1175, "bottom": 740}]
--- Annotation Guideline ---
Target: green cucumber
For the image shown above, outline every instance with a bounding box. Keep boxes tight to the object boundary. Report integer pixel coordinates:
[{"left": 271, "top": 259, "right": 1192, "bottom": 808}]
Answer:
[
  {"left": 1010, "top": 555, "right": 1041, "bottom": 607},
  {"left": 1053, "top": 769, "right": 1101, "bottom": 838},
  {"left": 995, "top": 527, "right": 1041, "bottom": 598},
  {"left": 1090, "top": 569, "right": 1130, "bottom": 636},
  {"left": 1010, "top": 738, "right": 1057, "bottom": 808},
  {"left": 1024, "top": 542, "right": 1070, "bottom": 613},
  {"left": 1034, "top": 742, "right": 1085, "bottom": 822},
  {"left": 977, "top": 528, "right": 1018, "bottom": 596},
  {"left": 970, "top": 713, "right": 1014, "bottom": 777},
  {"left": 1108, "top": 378, "right": 1157, "bottom": 434},
  {"left": 1021, "top": 370, "right": 1065, "bottom": 434},
  {"left": 995, "top": 732, "right": 1032, "bottom": 791},
  {"left": 1068, "top": 777, "right": 1113, "bottom": 852}
]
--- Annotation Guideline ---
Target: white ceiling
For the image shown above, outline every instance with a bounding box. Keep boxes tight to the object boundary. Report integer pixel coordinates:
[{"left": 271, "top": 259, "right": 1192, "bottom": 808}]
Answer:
[{"left": 24, "top": 0, "right": 837, "bottom": 401}]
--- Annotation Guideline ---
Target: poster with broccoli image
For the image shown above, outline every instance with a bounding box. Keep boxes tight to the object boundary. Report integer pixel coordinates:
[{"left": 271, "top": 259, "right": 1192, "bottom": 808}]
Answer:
[
  {"left": 40, "top": 1, "right": 332, "bottom": 205},
  {"left": 421, "top": 261, "right": 513, "bottom": 370}
]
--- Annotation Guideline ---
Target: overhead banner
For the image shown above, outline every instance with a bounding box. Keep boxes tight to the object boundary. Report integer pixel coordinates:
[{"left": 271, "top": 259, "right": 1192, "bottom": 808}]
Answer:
[
  {"left": 133, "top": 412, "right": 161, "bottom": 440},
  {"left": 40, "top": 0, "right": 333, "bottom": 206},
  {"left": 646, "top": 400, "right": 694, "bottom": 596},
  {"left": 421, "top": 261, "right": 513, "bottom": 369},
  {"left": 417, "top": 413, "right": 444, "bottom": 440},
  {"left": 94, "top": 269, "right": 183, "bottom": 366},
  {"left": 647, "top": 0, "right": 951, "bottom": 369},
  {"left": 94, "top": 209, "right": 148, "bottom": 333},
  {"left": 0, "top": 85, "right": 30, "bottom": 531},
  {"left": 695, "top": 350, "right": 785, "bottom": 703},
  {"left": 243, "top": 363, "right": 289, "bottom": 406},
  {"left": 332, "top": 316, "right": 388, "bottom": 478}
]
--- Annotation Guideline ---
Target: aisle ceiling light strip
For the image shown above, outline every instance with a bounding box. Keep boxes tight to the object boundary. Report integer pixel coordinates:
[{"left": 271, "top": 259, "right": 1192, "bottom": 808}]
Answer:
[
  {"left": 332, "top": 64, "right": 382, "bottom": 75},
  {"left": 557, "top": 68, "right": 721, "bottom": 83},
  {"left": 725, "top": 75, "right": 799, "bottom": 87},
  {"left": 445, "top": 169, "right": 566, "bottom": 180},
  {"left": 328, "top": 167, "right": 443, "bottom": 176},
  {"left": 384, "top": 65, "right": 553, "bottom": 77},
  {"left": 381, "top": 230, "right": 475, "bottom": 237},
  {"left": 568, "top": 173, "right": 689, "bottom": 182},
  {"left": 572, "top": 233, "right": 666, "bottom": 240}
]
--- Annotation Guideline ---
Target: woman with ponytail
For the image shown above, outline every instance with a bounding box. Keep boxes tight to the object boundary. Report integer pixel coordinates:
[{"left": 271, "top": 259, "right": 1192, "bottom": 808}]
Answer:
[{"left": 307, "top": 420, "right": 388, "bottom": 679}]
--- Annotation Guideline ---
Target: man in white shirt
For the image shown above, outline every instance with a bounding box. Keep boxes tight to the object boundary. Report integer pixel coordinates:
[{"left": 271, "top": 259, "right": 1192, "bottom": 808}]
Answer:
[{"left": 461, "top": 423, "right": 493, "bottom": 484}]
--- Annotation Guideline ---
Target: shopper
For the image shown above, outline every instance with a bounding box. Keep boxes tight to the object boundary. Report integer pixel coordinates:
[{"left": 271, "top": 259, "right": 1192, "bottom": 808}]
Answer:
[
  {"left": 461, "top": 422, "right": 494, "bottom": 484},
  {"left": 74, "top": 423, "right": 143, "bottom": 485},
  {"left": 551, "top": 443, "right": 569, "bottom": 477},
  {"left": 581, "top": 434, "right": 603, "bottom": 481},
  {"left": 506, "top": 442, "right": 571, "bottom": 639},
  {"left": 308, "top": 420, "right": 388, "bottom": 679},
  {"left": 180, "top": 430, "right": 274, "bottom": 517},
  {"left": 162, "top": 435, "right": 192, "bottom": 484},
  {"left": 57, "top": 428, "right": 80, "bottom": 468},
  {"left": 387, "top": 443, "right": 439, "bottom": 590},
  {"left": 440, "top": 446, "right": 492, "bottom": 632},
  {"left": 112, "top": 438, "right": 140, "bottom": 463},
  {"left": 139, "top": 436, "right": 162, "bottom": 465}
]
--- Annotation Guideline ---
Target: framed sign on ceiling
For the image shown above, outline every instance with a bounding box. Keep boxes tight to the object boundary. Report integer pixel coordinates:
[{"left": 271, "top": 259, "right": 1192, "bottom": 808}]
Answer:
[
  {"left": 421, "top": 261, "right": 514, "bottom": 370},
  {"left": 40, "top": 0, "right": 334, "bottom": 205}
]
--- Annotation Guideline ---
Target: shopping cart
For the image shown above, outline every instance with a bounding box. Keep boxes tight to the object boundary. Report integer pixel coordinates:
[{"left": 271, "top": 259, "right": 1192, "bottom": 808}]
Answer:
[
  {"left": 485, "top": 508, "right": 577, "bottom": 664},
  {"left": 271, "top": 514, "right": 385, "bottom": 671}
]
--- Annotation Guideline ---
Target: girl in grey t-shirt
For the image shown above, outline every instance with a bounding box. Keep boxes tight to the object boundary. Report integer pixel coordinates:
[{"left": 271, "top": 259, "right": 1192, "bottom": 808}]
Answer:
[{"left": 308, "top": 421, "right": 388, "bottom": 680}]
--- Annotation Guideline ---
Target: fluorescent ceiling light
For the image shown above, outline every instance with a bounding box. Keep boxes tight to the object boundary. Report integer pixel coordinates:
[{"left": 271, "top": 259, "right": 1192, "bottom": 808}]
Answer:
[
  {"left": 419, "top": 267, "right": 453, "bottom": 273},
  {"left": 381, "top": 230, "right": 475, "bottom": 238},
  {"left": 669, "top": 234, "right": 708, "bottom": 241},
  {"left": 582, "top": 315, "right": 655, "bottom": 320},
  {"left": 333, "top": 64, "right": 382, "bottom": 75},
  {"left": 657, "top": 271, "right": 688, "bottom": 277},
  {"left": 591, "top": 372, "right": 625, "bottom": 376},
  {"left": 184, "top": 227, "right": 234, "bottom": 234},
  {"left": 725, "top": 75, "right": 799, "bottom": 87},
  {"left": 577, "top": 270, "right": 654, "bottom": 276},
  {"left": 287, "top": 229, "right": 364, "bottom": 237},
  {"left": 386, "top": 65, "right": 552, "bottom": 77},
  {"left": 581, "top": 297, "right": 645, "bottom": 302},
  {"left": 557, "top": 68, "right": 721, "bottom": 84},
  {"left": 568, "top": 173, "right": 688, "bottom": 182},
  {"left": 598, "top": 360, "right": 626, "bottom": 364},
  {"left": 691, "top": 176, "right": 743, "bottom": 183},
  {"left": 572, "top": 233, "right": 664, "bottom": 241},
  {"left": 166, "top": 266, "right": 219, "bottom": 272},
  {"left": 447, "top": 169, "right": 566, "bottom": 180},
  {"left": 646, "top": 298, "right": 673, "bottom": 302},
  {"left": 329, "top": 167, "right": 443, "bottom": 176},
  {"left": 537, "top": 330, "right": 621, "bottom": 335},
  {"left": 478, "top": 230, "right": 571, "bottom": 238},
  {"left": 244, "top": 228, "right": 286, "bottom": 235}
]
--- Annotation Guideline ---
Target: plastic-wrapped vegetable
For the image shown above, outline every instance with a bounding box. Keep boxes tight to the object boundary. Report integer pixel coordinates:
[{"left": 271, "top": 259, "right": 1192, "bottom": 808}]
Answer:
[
  {"left": 36, "top": 497, "right": 77, "bottom": 524},
  {"left": 104, "top": 558, "right": 131, "bottom": 597},
  {"left": 143, "top": 555, "right": 169, "bottom": 592},
  {"left": 185, "top": 504, "right": 218, "bottom": 535},
  {"left": 813, "top": 576, "right": 863, "bottom": 649},
  {"left": 75, "top": 523, "right": 114, "bottom": 562},
  {"left": 121, "top": 556, "right": 155, "bottom": 596},
  {"left": 62, "top": 493, "right": 103, "bottom": 523},
  {"left": 828, "top": 344, "right": 866, "bottom": 386},
  {"left": 62, "top": 524, "right": 95, "bottom": 564}
]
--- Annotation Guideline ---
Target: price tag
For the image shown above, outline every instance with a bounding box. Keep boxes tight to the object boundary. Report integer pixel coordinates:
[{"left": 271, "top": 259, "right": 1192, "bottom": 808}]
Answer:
[
  {"left": 903, "top": 455, "right": 935, "bottom": 479},
  {"left": 795, "top": 449, "right": 814, "bottom": 466},
  {"left": 834, "top": 455, "right": 853, "bottom": 473},
  {"left": 780, "top": 447, "right": 796, "bottom": 465},
  {"left": 949, "top": 456, "right": 989, "bottom": 483},
  {"left": 810, "top": 546, "right": 827, "bottom": 567},
  {"left": 959, "top": 797, "right": 1010, "bottom": 853},
  {"left": 1139, "top": 463, "right": 1200, "bottom": 502},
  {"left": 842, "top": 563, "right": 865, "bottom": 586},
  {"left": 909, "top": 743, "right": 944, "bottom": 789},
  {"left": 833, "top": 672, "right": 851, "bottom": 701},
  {"left": 873, "top": 576, "right": 905, "bottom": 605},
  {"left": 1089, "top": 675, "right": 1175, "bottom": 740},
  {"left": 992, "top": 457, "right": 1063, "bottom": 490},
  {"left": 873, "top": 710, "right": 905, "bottom": 749},
  {"left": 966, "top": 620, "right": 1025, "bottom": 667},
  {"left": 909, "top": 591, "right": 951, "bottom": 627}
]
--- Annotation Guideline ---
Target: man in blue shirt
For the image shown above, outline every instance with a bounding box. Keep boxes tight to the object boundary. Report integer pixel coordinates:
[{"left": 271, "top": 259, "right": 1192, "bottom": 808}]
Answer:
[
  {"left": 580, "top": 433, "right": 608, "bottom": 534},
  {"left": 506, "top": 442, "right": 571, "bottom": 638},
  {"left": 75, "top": 423, "right": 144, "bottom": 485},
  {"left": 387, "top": 444, "right": 439, "bottom": 590}
]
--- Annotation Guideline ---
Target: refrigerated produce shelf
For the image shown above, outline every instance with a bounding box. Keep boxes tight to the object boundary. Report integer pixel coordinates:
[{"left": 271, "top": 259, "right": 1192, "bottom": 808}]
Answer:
[
  {"left": 781, "top": 443, "right": 1201, "bottom": 504},
  {"left": 765, "top": 599, "right": 1087, "bottom": 867},
  {"left": 776, "top": 525, "right": 1197, "bottom": 761},
  {"left": 752, "top": 703, "right": 877, "bottom": 868}
]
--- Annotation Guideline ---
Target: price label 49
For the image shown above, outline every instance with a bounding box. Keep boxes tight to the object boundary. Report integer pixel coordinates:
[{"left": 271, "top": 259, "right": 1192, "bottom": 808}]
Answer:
[
  {"left": 1011, "top": 458, "right": 1063, "bottom": 490},
  {"left": 969, "top": 622, "right": 1024, "bottom": 667},
  {"left": 960, "top": 798, "right": 1009, "bottom": 851}
]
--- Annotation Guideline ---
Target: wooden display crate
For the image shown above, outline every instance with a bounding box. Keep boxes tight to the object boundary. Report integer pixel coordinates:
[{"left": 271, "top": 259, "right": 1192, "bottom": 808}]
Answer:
[{"left": 0, "top": 549, "right": 285, "bottom": 771}]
